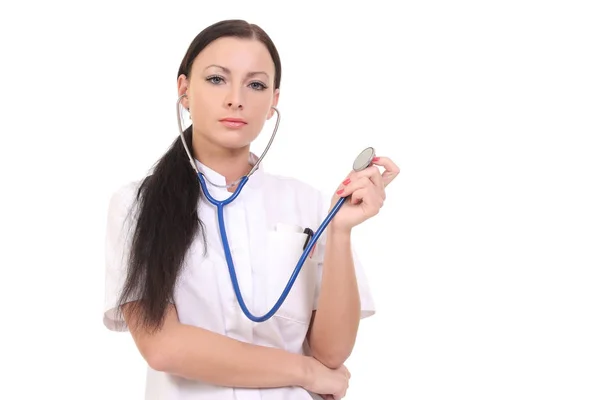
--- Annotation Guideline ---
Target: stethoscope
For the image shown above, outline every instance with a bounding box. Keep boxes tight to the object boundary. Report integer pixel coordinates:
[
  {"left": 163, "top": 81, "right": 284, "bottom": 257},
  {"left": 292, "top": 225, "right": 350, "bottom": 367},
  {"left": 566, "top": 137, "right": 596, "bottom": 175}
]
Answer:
[{"left": 176, "top": 94, "right": 376, "bottom": 322}]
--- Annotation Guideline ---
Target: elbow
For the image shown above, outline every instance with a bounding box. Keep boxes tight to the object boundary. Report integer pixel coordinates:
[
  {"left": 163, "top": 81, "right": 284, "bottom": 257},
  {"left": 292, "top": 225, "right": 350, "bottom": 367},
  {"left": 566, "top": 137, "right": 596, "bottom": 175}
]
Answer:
[
  {"left": 322, "top": 356, "right": 346, "bottom": 370},
  {"left": 308, "top": 331, "right": 356, "bottom": 369},
  {"left": 123, "top": 302, "right": 181, "bottom": 373},
  {"left": 311, "top": 347, "right": 351, "bottom": 370},
  {"left": 139, "top": 339, "right": 176, "bottom": 373},
  {"left": 145, "top": 347, "right": 172, "bottom": 372}
]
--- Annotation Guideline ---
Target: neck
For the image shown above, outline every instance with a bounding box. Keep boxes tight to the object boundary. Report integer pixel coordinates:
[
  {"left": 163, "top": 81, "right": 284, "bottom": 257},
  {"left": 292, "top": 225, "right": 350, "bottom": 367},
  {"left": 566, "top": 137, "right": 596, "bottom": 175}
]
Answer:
[{"left": 191, "top": 132, "right": 252, "bottom": 189}]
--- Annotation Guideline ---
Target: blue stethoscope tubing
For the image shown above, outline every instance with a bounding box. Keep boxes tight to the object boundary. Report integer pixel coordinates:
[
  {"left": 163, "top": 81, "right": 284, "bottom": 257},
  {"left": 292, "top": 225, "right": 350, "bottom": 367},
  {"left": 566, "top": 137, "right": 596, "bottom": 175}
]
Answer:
[
  {"left": 176, "top": 94, "right": 374, "bottom": 322},
  {"left": 197, "top": 173, "right": 348, "bottom": 322}
]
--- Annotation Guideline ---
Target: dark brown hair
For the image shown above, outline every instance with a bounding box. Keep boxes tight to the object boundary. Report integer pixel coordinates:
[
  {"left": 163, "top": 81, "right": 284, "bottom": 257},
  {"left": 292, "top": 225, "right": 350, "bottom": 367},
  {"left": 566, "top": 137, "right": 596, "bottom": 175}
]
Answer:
[{"left": 116, "top": 19, "right": 282, "bottom": 331}]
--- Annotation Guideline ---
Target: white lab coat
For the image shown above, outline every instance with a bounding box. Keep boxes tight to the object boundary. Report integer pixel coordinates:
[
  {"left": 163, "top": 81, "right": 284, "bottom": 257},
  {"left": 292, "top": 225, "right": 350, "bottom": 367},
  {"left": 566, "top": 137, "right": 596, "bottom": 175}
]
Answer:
[{"left": 103, "top": 154, "right": 375, "bottom": 399}]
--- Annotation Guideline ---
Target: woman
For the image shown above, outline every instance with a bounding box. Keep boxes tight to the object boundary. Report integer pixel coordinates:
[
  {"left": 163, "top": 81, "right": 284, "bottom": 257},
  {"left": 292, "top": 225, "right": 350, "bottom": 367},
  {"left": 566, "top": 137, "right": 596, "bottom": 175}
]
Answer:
[{"left": 103, "top": 19, "right": 399, "bottom": 400}]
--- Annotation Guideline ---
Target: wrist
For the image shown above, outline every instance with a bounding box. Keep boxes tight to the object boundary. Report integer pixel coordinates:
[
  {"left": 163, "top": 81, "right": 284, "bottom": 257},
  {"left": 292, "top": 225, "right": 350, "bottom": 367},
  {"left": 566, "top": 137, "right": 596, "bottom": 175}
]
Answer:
[
  {"left": 297, "top": 356, "right": 315, "bottom": 388},
  {"left": 328, "top": 224, "right": 352, "bottom": 240}
]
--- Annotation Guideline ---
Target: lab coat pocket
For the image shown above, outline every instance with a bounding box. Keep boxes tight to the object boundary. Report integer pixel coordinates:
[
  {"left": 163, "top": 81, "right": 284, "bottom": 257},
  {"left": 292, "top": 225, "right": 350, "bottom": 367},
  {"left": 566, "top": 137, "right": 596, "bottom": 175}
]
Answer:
[{"left": 266, "top": 229, "right": 318, "bottom": 325}]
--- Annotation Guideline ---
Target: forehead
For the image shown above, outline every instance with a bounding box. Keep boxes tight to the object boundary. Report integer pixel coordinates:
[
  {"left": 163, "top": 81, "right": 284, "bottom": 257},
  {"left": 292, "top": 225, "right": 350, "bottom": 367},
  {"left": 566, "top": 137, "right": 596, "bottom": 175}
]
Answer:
[{"left": 192, "top": 37, "right": 274, "bottom": 74}]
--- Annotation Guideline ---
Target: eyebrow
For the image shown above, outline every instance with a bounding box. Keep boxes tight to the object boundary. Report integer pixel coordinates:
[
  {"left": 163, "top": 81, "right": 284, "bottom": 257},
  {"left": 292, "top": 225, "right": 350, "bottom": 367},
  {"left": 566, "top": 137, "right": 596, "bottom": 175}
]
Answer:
[{"left": 204, "top": 64, "right": 270, "bottom": 79}]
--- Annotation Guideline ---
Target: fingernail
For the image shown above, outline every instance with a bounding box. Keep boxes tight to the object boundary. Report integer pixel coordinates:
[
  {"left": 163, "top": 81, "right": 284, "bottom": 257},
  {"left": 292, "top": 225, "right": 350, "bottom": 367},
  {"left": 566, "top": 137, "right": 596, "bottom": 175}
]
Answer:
[
  {"left": 373, "top": 156, "right": 380, "bottom": 161},
  {"left": 336, "top": 189, "right": 344, "bottom": 195},
  {"left": 342, "top": 178, "right": 351, "bottom": 185}
]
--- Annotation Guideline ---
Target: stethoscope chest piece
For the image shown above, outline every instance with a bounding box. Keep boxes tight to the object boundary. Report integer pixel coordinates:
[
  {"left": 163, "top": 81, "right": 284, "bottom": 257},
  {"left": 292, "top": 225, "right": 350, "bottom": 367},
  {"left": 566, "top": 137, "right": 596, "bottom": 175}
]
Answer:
[{"left": 353, "top": 147, "right": 376, "bottom": 172}]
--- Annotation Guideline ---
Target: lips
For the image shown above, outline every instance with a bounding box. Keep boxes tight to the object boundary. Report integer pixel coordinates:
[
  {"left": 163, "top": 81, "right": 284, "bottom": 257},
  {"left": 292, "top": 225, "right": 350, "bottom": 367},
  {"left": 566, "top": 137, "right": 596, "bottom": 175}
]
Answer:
[{"left": 219, "top": 118, "right": 247, "bottom": 129}]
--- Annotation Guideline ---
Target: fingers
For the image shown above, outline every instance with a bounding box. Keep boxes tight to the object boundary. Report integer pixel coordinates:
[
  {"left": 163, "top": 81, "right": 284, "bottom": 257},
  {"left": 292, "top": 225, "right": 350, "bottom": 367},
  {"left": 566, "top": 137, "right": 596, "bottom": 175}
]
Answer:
[
  {"left": 335, "top": 162, "right": 390, "bottom": 199},
  {"left": 350, "top": 188, "right": 383, "bottom": 214},
  {"left": 341, "top": 365, "right": 351, "bottom": 379},
  {"left": 332, "top": 155, "right": 399, "bottom": 211},
  {"left": 336, "top": 176, "right": 370, "bottom": 198},
  {"left": 357, "top": 165, "right": 385, "bottom": 191},
  {"left": 332, "top": 366, "right": 350, "bottom": 400},
  {"left": 336, "top": 176, "right": 384, "bottom": 209},
  {"left": 371, "top": 156, "right": 400, "bottom": 187},
  {"left": 343, "top": 165, "right": 384, "bottom": 193}
]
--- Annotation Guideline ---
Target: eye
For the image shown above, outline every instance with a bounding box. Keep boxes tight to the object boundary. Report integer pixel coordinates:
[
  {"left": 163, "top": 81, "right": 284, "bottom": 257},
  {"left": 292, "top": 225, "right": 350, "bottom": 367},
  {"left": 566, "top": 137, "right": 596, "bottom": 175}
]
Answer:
[
  {"left": 206, "top": 75, "right": 225, "bottom": 85},
  {"left": 249, "top": 81, "right": 267, "bottom": 91}
]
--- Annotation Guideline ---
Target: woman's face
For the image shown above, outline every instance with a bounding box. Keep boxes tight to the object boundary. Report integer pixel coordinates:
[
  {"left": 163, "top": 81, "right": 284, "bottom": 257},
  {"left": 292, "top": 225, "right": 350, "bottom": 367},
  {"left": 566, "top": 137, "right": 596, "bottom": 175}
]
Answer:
[{"left": 178, "top": 37, "right": 279, "bottom": 151}]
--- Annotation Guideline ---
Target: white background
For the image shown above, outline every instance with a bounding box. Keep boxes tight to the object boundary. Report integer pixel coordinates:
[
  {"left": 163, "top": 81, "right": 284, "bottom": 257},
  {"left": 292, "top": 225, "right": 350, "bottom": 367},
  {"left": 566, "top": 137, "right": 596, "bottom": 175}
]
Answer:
[{"left": 1, "top": 0, "right": 599, "bottom": 399}]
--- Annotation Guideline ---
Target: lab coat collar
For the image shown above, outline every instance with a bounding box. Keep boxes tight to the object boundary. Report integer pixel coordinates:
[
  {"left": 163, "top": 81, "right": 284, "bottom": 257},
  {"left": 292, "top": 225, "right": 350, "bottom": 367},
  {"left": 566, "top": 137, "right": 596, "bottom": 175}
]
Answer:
[{"left": 193, "top": 152, "right": 265, "bottom": 193}]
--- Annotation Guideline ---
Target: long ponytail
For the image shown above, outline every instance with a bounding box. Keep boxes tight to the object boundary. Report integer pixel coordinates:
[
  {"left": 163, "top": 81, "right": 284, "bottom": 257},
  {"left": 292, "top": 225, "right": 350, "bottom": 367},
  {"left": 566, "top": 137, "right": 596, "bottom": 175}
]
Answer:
[
  {"left": 114, "top": 19, "right": 281, "bottom": 332},
  {"left": 117, "top": 126, "right": 206, "bottom": 331}
]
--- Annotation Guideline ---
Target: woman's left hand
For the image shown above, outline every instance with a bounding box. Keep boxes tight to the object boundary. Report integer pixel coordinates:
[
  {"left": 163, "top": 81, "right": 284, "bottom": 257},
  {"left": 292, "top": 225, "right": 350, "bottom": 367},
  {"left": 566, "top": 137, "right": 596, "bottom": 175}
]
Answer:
[{"left": 329, "top": 156, "right": 400, "bottom": 232}]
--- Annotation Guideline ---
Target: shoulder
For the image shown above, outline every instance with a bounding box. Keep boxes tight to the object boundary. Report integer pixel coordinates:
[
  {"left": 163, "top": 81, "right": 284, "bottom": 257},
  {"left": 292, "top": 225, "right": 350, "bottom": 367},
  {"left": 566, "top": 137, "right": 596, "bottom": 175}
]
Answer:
[
  {"left": 108, "top": 180, "right": 142, "bottom": 207},
  {"left": 106, "top": 179, "right": 144, "bottom": 224}
]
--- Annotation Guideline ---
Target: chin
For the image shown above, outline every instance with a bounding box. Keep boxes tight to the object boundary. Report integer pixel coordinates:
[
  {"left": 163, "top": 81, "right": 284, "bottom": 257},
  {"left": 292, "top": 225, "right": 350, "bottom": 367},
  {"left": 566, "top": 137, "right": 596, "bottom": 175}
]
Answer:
[
  {"left": 215, "top": 128, "right": 258, "bottom": 149},
  {"left": 214, "top": 135, "right": 254, "bottom": 150}
]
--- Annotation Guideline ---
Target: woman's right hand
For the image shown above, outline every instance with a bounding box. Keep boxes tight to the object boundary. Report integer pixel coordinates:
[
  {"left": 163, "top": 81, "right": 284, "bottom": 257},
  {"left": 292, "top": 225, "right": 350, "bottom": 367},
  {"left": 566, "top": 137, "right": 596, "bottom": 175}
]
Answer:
[{"left": 302, "top": 357, "right": 350, "bottom": 399}]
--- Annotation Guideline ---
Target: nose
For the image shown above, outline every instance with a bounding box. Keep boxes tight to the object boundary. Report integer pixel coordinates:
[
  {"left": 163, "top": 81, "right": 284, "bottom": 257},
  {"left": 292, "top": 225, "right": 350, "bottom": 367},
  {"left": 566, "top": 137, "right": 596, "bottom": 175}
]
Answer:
[
  {"left": 227, "top": 102, "right": 243, "bottom": 109},
  {"left": 224, "top": 86, "right": 244, "bottom": 110}
]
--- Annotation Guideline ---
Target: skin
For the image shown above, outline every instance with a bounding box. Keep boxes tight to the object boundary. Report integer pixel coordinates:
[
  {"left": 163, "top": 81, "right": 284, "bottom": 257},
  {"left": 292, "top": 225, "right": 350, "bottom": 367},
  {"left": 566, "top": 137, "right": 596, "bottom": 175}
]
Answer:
[
  {"left": 125, "top": 36, "right": 400, "bottom": 400},
  {"left": 177, "top": 36, "right": 280, "bottom": 192}
]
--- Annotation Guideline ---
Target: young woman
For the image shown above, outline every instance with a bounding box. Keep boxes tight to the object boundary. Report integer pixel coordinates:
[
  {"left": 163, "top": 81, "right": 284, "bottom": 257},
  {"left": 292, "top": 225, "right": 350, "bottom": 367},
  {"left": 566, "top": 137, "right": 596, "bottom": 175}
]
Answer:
[{"left": 103, "top": 19, "right": 399, "bottom": 400}]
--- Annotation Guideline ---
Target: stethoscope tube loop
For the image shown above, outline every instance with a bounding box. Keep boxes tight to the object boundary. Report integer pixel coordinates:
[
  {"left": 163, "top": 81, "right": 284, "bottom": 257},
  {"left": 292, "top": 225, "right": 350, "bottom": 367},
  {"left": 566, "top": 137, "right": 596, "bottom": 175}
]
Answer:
[
  {"left": 217, "top": 190, "right": 347, "bottom": 323},
  {"left": 177, "top": 93, "right": 371, "bottom": 323}
]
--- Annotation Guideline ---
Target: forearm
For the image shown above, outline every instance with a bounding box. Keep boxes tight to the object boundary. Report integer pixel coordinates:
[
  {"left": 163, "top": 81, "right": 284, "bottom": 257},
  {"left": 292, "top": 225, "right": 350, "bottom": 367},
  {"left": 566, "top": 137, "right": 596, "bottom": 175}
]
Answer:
[
  {"left": 154, "top": 322, "right": 310, "bottom": 388},
  {"left": 309, "top": 227, "right": 361, "bottom": 367}
]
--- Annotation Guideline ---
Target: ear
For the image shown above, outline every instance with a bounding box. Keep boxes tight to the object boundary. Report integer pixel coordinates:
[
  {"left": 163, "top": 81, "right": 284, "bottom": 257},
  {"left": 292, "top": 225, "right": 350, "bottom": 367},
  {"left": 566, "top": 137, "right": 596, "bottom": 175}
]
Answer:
[
  {"left": 177, "top": 74, "right": 190, "bottom": 109},
  {"left": 267, "top": 88, "right": 280, "bottom": 120}
]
